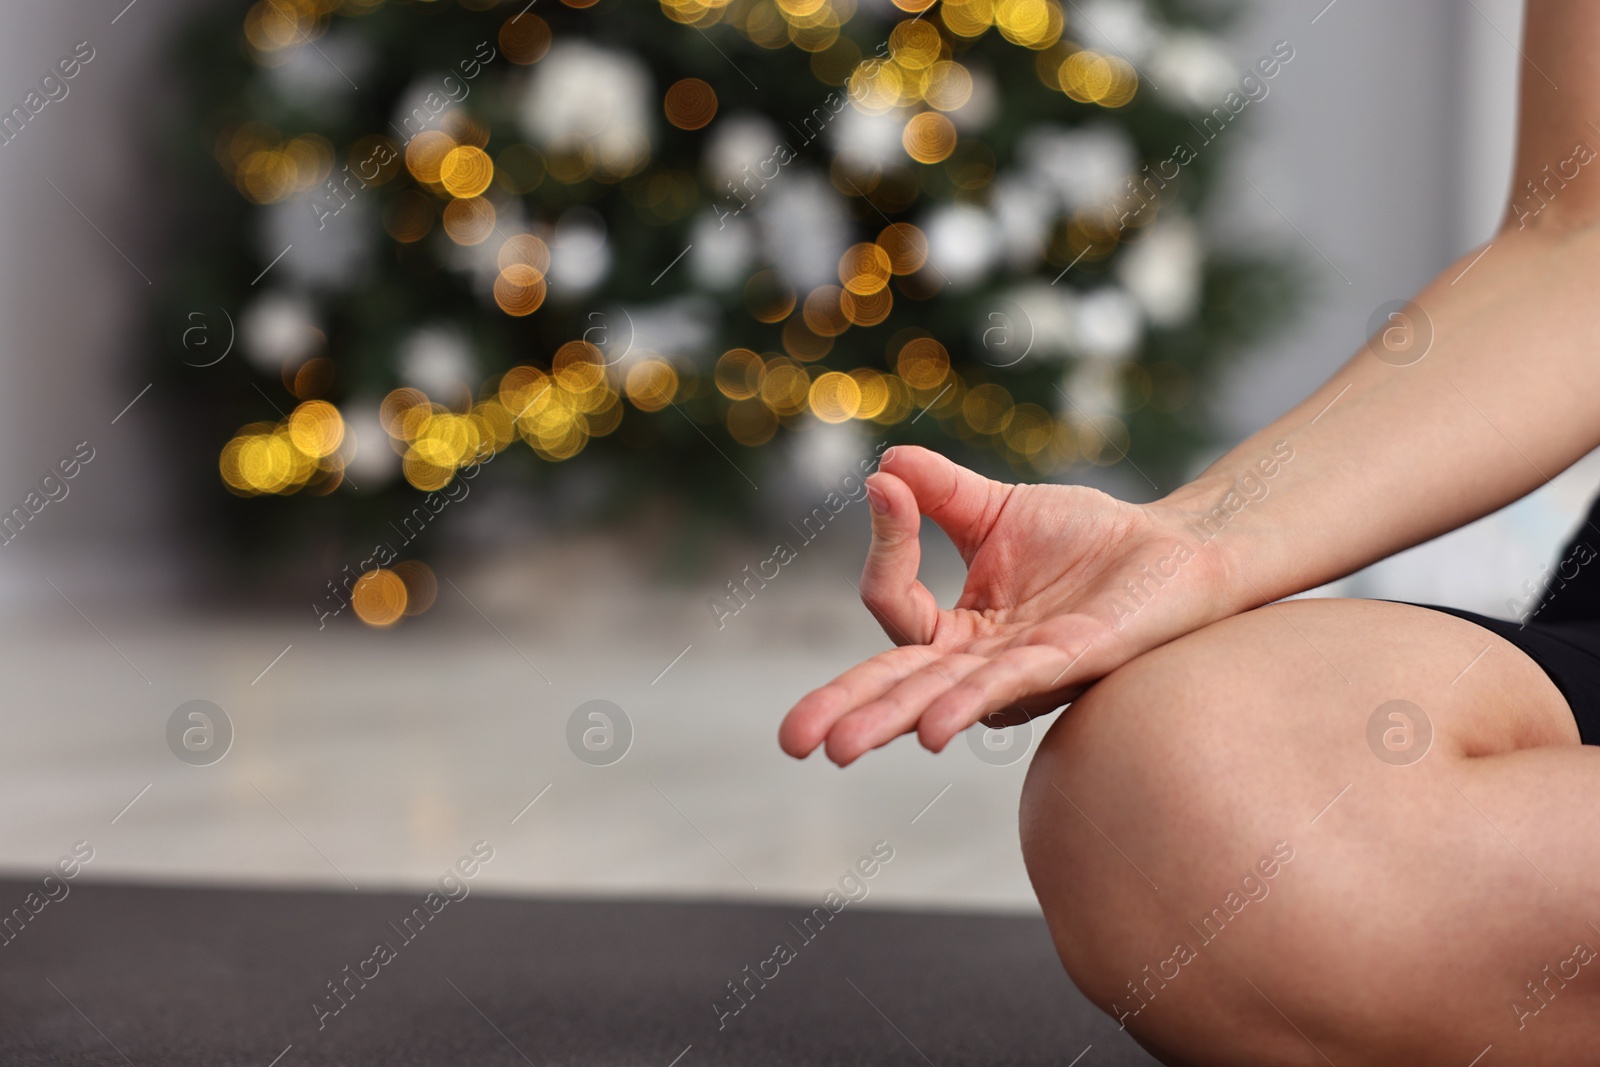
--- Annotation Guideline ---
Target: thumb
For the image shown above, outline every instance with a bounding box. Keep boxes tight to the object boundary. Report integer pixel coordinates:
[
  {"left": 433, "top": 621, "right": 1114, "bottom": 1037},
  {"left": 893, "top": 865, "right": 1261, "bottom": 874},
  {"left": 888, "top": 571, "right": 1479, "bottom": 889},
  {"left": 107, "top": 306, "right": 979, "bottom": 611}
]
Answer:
[
  {"left": 878, "top": 446, "right": 1006, "bottom": 564},
  {"left": 859, "top": 471, "right": 939, "bottom": 646}
]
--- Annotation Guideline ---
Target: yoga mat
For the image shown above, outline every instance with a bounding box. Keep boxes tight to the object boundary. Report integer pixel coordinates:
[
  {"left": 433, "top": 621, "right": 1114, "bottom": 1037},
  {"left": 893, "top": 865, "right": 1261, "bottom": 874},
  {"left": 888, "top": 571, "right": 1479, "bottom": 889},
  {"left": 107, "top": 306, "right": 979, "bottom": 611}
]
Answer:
[{"left": 0, "top": 878, "right": 1159, "bottom": 1065}]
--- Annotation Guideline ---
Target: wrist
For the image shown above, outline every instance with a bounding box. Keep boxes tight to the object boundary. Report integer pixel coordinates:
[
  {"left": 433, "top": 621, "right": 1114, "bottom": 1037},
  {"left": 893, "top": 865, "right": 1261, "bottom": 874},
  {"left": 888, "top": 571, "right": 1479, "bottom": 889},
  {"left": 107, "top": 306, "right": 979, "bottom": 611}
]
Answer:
[{"left": 1147, "top": 442, "right": 1300, "bottom": 615}]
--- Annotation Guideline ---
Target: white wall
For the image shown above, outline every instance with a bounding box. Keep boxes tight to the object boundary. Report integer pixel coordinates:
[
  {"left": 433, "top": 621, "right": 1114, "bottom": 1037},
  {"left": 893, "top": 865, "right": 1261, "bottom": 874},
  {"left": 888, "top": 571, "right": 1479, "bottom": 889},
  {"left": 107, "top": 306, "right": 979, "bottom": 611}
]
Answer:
[{"left": 0, "top": 0, "right": 192, "bottom": 609}]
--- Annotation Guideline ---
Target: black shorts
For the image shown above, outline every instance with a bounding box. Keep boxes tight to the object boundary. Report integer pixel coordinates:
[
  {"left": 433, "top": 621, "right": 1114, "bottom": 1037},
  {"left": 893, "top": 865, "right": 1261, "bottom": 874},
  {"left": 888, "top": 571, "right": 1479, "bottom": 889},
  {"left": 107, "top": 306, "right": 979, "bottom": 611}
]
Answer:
[
  {"left": 1400, "top": 500, "right": 1600, "bottom": 743},
  {"left": 1409, "top": 606, "right": 1600, "bottom": 746}
]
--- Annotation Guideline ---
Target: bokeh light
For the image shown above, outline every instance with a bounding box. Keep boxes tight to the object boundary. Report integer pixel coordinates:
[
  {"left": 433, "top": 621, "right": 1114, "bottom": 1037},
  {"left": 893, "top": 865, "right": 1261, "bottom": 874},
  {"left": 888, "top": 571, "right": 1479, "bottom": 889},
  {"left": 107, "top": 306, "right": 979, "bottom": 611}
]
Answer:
[
  {"left": 664, "top": 77, "right": 718, "bottom": 130},
  {"left": 352, "top": 569, "right": 408, "bottom": 627}
]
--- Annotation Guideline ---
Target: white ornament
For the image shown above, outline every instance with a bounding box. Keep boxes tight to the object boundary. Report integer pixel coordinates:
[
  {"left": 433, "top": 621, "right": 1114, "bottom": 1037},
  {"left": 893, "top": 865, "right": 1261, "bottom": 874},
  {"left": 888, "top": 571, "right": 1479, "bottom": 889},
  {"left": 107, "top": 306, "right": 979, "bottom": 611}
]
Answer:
[
  {"left": 758, "top": 171, "right": 851, "bottom": 292},
  {"left": 1148, "top": 32, "right": 1239, "bottom": 110},
  {"left": 1016, "top": 124, "right": 1136, "bottom": 213},
  {"left": 398, "top": 325, "right": 476, "bottom": 398},
  {"left": 240, "top": 292, "right": 320, "bottom": 373},
  {"left": 1117, "top": 216, "right": 1203, "bottom": 328},
  {"left": 1072, "top": 286, "right": 1143, "bottom": 360},
  {"left": 340, "top": 399, "right": 399, "bottom": 488},
  {"left": 1074, "top": 0, "right": 1156, "bottom": 65},
  {"left": 705, "top": 113, "right": 784, "bottom": 190},
  {"left": 519, "top": 41, "right": 653, "bottom": 174},
  {"left": 924, "top": 203, "right": 1000, "bottom": 289},
  {"left": 548, "top": 207, "right": 610, "bottom": 296},
  {"left": 690, "top": 210, "right": 756, "bottom": 291}
]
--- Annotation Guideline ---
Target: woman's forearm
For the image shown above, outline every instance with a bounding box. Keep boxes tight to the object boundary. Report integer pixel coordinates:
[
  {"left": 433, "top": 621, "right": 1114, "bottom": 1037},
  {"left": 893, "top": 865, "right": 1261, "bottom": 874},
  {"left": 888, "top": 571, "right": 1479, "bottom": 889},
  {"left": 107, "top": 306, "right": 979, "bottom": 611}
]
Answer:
[
  {"left": 1159, "top": 223, "right": 1600, "bottom": 609},
  {"left": 1152, "top": 0, "right": 1600, "bottom": 611}
]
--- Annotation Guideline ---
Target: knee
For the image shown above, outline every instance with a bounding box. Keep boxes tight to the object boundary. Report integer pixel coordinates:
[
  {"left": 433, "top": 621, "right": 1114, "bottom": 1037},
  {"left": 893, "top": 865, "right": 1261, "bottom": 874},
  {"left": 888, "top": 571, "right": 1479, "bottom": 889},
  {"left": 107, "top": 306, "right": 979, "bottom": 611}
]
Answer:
[
  {"left": 1018, "top": 655, "right": 1210, "bottom": 1010},
  {"left": 1017, "top": 628, "right": 1322, "bottom": 1027}
]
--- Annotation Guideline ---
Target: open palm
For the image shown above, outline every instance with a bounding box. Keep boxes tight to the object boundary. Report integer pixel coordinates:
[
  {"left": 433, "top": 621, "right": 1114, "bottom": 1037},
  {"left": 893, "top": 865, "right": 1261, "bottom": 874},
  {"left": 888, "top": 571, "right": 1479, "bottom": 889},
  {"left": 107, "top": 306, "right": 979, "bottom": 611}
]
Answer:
[{"left": 779, "top": 446, "right": 1228, "bottom": 765}]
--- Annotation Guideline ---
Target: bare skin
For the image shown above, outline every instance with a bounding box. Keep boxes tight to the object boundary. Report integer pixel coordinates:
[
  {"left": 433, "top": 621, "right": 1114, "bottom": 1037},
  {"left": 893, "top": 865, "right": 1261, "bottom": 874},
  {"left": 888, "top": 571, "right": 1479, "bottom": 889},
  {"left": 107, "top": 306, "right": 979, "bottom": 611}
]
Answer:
[{"left": 779, "top": 3, "right": 1600, "bottom": 1063}]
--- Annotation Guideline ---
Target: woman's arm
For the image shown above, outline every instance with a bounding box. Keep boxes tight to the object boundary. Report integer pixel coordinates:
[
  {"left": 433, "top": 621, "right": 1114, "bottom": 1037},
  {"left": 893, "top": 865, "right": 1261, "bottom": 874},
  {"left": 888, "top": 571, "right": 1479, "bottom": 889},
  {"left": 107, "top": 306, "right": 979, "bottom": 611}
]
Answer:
[
  {"left": 779, "top": 1, "right": 1600, "bottom": 765},
  {"left": 1156, "top": 0, "right": 1600, "bottom": 610}
]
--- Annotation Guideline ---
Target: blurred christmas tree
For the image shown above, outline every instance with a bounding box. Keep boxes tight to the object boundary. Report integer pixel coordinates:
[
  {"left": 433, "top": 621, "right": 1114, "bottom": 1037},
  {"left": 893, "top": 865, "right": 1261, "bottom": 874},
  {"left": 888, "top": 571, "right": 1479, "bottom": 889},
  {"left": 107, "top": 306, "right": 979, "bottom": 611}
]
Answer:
[{"left": 159, "top": 0, "right": 1296, "bottom": 574}]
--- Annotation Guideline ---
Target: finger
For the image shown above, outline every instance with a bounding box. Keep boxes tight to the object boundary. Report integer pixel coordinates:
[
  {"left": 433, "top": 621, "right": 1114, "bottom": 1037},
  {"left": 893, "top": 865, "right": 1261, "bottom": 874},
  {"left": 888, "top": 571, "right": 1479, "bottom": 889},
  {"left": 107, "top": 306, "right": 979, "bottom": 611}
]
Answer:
[
  {"left": 859, "top": 471, "right": 940, "bottom": 646},
  {"left": 824, "top": 653, "right": 986, "bottom": 766},
  {"left": 878, "top": 445, "right": 1008, "bottom": 562},
  {"left": 916, "top": 645, "right": 1086, "bottom": 752},
  {"left": 779, "top": 644, "right": 935, "bottom": 759}
]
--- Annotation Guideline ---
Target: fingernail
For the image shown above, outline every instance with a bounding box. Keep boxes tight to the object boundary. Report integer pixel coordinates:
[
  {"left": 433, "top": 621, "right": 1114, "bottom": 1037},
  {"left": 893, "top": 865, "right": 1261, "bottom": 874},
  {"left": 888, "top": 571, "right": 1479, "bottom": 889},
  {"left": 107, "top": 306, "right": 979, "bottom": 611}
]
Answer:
[
  {"left": 880, "top": 447, "right": 897, "bottom": 466},
  {"left": 866, "top": 483, "right": 888, "bottom": 515}
]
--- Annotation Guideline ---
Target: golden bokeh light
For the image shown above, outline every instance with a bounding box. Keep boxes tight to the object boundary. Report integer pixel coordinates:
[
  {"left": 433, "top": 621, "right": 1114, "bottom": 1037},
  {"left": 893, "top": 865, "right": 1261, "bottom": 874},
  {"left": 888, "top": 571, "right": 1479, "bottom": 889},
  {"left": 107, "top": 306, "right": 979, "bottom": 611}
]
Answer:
[
  {"left": 962, "top": 382, "right": 1015, "bottom": 434},
  {"left": 841, "top": 286, "right": 893, "bottom": 327},
  {"left": 659, "top": 0, "right": 735, "bottom": 25},
  {"left": 848, "top": 58, "right": 908, "bottom": 114},
  {"left": 802, "top": 285, "right": 850, "bottom": 337},
  {"left": 1002, "top": 402, "right": 1055, "bottom": 455},
  {"left": 392, "top": 559, "right": 438, "bottom": 616},
  {"left": 405, "top": 130, "right": 457, "bottom": 185},
  {"left": 625, "top": 359, "right": 680, "bottom": 412},
  {"left": 291, "top": 357, "right": 335, "bottom": 400},
  {"left": 787, "top": 8, "right": 841, "bottom": 52},
  {"left": 500, "top": 12, "right": 552, "bottom": 64},
  {"left": 759, "top": 357, "right": 811, "bottom": 416},
  {"left": 497, "top": 233, "right": 552, "bottom": 275},
  {"left": 744, "top": 270, "right": 797, "bottom": 323},
  {"left": 896, "top": 336, "right": 950, "bottom": 389},
  {"left": 923, "top": 59, "right": 975, "bottom": 111},
  {"left": 550, "top": 337, "right": 600, "bottom": 380},
  {"left": 287, "top": 400, "right": 345, "bottom": 458},
  {"left": 1061, "top": 51, "right": 1138, "bottom": 107},
  {"left": 380, "top": 388, "right": 431, "bottom": 436},
  {"left": 494, "top": 264, "right": 548, "bottom": 316},
  {"left": 470, "top": 399, "right": 516, "bottom": 452},
  {"left": 664, "top": 77, "right": 719, "bottom": 130},
  {"left": 878, "top": 222, "right": 929, "bottom": 274},
  {"left": 440, "top": 109, "right": 490, "bottom": 149},
  {"left": 849, "top": 368, "right": 890, "bottom": 419},
  {"left": 352, "top": 569, "right": 408, "bottom": 627},
  {"left": 903, "top": 111, "right": 957, "bottom": 163},
  {"left": 499, "top": 366, "right": 552, "bottom": 418},
  {"left": 940, "top": 0, "right": 995, "bottom": 37},
  {"left": 995, "top": 0, "right": 1063, "bottom": 48},
  {"left": 839, "top": 242, "right": 892, "bottom": 295},
  {"left": 809, "top": 370, "right": 862, "bottom": 423},
  {"left": 871, "top": 374, "right": 915, "bottom": 424},
  {"left": 219, "top": 419, "right": 324, "bottom": 497},
  {"left": 440, "top": 145, "right": 494, "bottom": 198},
  {"left": 402, "top": 448, "right": 455, "bottom": 491},
  {"left": 585, "top": 394, "right": 624, "bottom": 436},
  {"left": 782, "top": 317, "right": 833, "bottom": 361},
  {"left": 442, "top": 196, "right": 496, "bottom": 245},
  {"left": 890, "top": 19, "right": 943, "bottom": 68},
  {"left": 715, "top": 348, "right": 765, "bottom": 400}
]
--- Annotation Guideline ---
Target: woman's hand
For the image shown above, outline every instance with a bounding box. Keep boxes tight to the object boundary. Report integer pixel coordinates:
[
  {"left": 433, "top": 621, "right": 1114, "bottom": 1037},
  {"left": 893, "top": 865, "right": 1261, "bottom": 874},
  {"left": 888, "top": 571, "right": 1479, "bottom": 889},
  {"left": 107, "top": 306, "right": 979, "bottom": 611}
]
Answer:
[{"left": 778, "top": 445, "right": 1248, "bottom": 765}]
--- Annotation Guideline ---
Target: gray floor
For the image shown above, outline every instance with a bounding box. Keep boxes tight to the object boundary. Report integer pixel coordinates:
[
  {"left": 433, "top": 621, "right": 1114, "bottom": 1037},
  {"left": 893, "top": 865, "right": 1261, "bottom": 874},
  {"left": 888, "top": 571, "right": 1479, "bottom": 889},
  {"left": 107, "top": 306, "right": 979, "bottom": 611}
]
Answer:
[{"left": 2, "top": 543, "right": 1047, "bottom": 913}]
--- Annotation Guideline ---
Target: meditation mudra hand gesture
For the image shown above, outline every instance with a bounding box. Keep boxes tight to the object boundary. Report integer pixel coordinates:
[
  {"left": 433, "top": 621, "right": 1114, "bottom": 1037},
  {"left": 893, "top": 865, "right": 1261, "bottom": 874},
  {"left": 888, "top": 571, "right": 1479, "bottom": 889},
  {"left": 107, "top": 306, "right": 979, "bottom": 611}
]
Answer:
[
  {"left": 778, "top": 446, "right": 1242, "bottom": 766},
  {"left": 781, "top": 4, "right": 1600, "bottom": 1064}
]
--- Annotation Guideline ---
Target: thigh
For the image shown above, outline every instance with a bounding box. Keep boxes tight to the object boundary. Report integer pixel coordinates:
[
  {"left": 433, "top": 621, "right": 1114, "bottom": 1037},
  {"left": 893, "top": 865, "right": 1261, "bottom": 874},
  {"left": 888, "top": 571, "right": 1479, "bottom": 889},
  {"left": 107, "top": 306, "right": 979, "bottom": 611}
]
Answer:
[{"left": 1020, "top": 598, "right": 1600, "bottom": 1067}]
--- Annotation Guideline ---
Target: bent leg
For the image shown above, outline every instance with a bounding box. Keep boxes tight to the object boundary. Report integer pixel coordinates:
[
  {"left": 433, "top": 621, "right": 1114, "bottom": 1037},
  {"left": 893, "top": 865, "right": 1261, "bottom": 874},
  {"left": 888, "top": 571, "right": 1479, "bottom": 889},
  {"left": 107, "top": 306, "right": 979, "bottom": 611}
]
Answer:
[{"left": 1020, "top": 598, "right": 1600, "bottom": 1067}]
